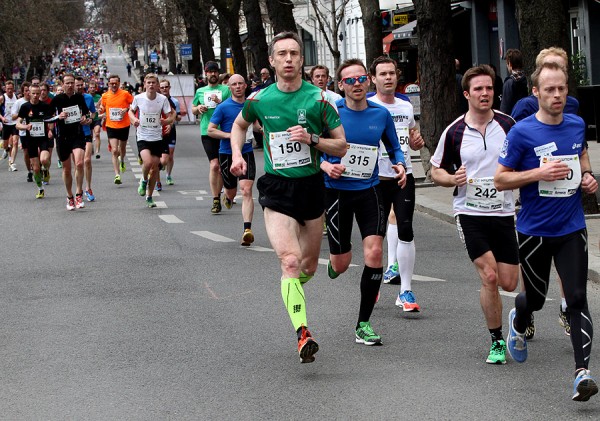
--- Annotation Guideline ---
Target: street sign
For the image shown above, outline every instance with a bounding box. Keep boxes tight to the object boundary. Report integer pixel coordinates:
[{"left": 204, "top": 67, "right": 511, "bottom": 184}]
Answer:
[
  {"left": 150, "top": 52, "right": 158, "bottom": 63},
  {"left": 393, "top": 14, "right": 408, "bottom": 25},
  {"left": 180, "top": 44, "right": 192, "bottom": 61}
]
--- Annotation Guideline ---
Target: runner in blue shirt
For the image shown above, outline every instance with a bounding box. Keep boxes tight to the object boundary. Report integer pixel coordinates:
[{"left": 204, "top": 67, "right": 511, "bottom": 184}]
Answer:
[
  {"left": 321, "top": 58, "right": 405, "bottom": 346},
  {"left": 496, "top": 62, "right": 599, "bottom": 401},
  {"left": 75, "top": 77, "right": 97, "bottom": 201},
  {"left": 208, "top": 74, "right": 256, "bottom": 246}
]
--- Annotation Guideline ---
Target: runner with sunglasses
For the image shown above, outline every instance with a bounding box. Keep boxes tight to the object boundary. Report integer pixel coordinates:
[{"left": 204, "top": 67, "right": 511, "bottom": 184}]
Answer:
[{"left": 323, "top": 59, "right": 406, "bottom": 346}]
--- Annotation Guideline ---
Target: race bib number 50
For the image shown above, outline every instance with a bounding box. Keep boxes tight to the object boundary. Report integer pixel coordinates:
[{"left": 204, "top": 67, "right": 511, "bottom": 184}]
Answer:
[
  {"left": 269, "top": 131, "right": 311, "bottom": 169},
  {"left": 538, "top": 155, "right": 581, "bottom": 197}
]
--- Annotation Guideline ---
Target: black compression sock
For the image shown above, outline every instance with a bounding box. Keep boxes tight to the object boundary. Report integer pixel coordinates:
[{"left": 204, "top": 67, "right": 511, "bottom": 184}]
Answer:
[{"left": 357, "top": 265, "right": 383, "bottom": 328}]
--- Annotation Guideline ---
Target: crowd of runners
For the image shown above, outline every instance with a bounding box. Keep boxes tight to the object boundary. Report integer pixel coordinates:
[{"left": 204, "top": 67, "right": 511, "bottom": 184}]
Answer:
[{"left": 1, "top": 29, "right": 597, "bottom": 402}]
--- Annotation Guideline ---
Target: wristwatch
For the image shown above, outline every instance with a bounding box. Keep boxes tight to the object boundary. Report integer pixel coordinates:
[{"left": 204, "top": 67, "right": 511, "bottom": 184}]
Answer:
[{"left": 310, "top": 133, "right": 320, "bottom": 147}]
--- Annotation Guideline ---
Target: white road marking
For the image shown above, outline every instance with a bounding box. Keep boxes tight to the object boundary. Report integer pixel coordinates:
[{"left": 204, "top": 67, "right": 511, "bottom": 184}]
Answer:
[
  {"left": 191, "top": 231, "right": 236, "bottom": 242},
  {"left": 134, "top": 173, "right": 142, "bottom": 179},
  {"left": 155, "top": 201, "right": 167, "bottom": 208},
  {"left": 413, "top": 274, "right": 446, "bottom": 282},
  {"left": 159, "top": 214, "right": 183, "bottom": 223},
  {"left": 483, "top": 290, "right": 554, "bottom": 301},
  {"left": 248, "top": 246, "right": 274, "bottom": 252},
  {"left": 195, "top": 197, "right": 204, "bottom": 201},
  {"left": 132, "top": 167, "right": 142, "bottom": 172},
  {"left": 179, "top": 190, "right": 208, "bottom": 195}
]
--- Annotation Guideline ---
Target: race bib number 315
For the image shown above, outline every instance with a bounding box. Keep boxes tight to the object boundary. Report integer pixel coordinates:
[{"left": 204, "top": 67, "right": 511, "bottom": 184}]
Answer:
[{"left": 341, "top": 143, "right": 378, "bottom": 179}]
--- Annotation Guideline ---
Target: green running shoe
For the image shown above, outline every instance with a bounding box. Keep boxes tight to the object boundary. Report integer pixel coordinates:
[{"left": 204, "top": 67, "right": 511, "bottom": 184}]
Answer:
[
  {"left": 138, "top": 179, "right": 148, "bottom": 196},
  {"left": 166, "top": 175, "right": 174, "bottom": 185},
  {"left": 146, "top": 196, "right": 157, "bottom": 208},
  {"left": 120, "top": 158, "right": 126, "bottom": 173},
  {"left": 327, "top": 260, "right": 339, "bottom": 279},
  {"left": 355, "top": 321, "right": 382, "bottom": 346},
  {"left": 114, "top": 174, "right": 122, "bottom": 185},
  {"left": 486, "top": 339, "right": 507, "bottom": 365}
]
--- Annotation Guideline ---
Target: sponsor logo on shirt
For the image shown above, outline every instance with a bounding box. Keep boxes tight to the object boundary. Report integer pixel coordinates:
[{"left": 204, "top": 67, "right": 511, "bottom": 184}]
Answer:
[{"left": 297, "top": 109, "right": 307, "bottom": 124}]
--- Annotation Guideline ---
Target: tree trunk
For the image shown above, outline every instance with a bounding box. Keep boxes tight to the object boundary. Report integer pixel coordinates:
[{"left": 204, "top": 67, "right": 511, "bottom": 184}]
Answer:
[
  {"left": 173, "top": 0, "right": 215, "bottom": 76},
  {"left": 265, "top": 0, "right": 297, "bottom": 34},
  {"left": 212, "top": 0, "right": 248, "bottom": 77},
  {"left": 243, "top": 0, "right": 270, "bottom": 77},
  {"left": 514, "top": 0, "right": 570, "bottom": 83},
  {"left": 413, "top": 0, "right": 457, "bottom": 178},
  {"left": 358, "top": 0, "right": 383, "bottom": 70}
]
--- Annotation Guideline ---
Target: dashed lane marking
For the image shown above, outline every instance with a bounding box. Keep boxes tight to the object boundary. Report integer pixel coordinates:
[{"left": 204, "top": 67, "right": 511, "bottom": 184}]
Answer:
[
  {"left": 159, "top": 214, "right": 183, "bottom": 223},
  {"left": 191, "top": 231, "right": 236, "bottom": 242},
  {"left": 155, "top": 201, "right": 167, "bottom": 208}
]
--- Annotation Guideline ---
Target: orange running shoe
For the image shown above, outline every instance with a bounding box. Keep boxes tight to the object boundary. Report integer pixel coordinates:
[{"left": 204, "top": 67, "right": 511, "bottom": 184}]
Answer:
[{"left": 298, "top": 325, "right": 319, "bottom": 363}]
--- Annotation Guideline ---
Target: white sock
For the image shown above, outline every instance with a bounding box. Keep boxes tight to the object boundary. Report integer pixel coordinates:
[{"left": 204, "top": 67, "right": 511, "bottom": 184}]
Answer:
[
  {"left": 561, "top": 297, "right": 567, "bottom": 312},
  {"left": 397, "top": 240, "right": 416, "bottom": 294},
  {"left": 386, "top": 223, "right": 398, "bottom": 268}
]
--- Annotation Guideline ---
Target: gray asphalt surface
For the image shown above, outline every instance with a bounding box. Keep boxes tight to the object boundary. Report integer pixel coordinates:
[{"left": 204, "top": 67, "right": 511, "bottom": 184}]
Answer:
[{"left": 1, "top": 123, "right": 600, "bottom": 419}]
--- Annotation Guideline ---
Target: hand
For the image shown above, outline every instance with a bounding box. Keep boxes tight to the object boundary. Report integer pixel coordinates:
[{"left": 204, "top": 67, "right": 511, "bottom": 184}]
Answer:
[
  {"left": 211, "top": 95, "right": 221, "bottom": 105},
  {"left": 132, "top": 118, "right": 140, "bottom": 127},
  {"left": 392, "top": 164, "right": 407, "bottom": 188},
  {"left": 58, "top": 111, "right": 66, "bottom": 120},
  {"left": 163, "top": 124, "right": 172, "bottom": 135},
  {"left": 582, "top": 172, "right": 598, "bottom": 194},
  {"left": 539, "top": 160, "right": 570, "bottom": 182},
  {"left": 230, "top": 155, "right": 247, "bottom": 177},
  {"left": 409, "top": 128, "right": 424, "bottom": 150},
  {"left": 198, "top": 105, "right": 208, "bottom": 114},
  {"left": 287, "top": 125, "right": 310, "bottom": 144},
  {"left": 322, "top": 162, "right": 345, "bottom": 179},
  {"left": 454, "top": 164, "right": 467, "bottom": 187}
]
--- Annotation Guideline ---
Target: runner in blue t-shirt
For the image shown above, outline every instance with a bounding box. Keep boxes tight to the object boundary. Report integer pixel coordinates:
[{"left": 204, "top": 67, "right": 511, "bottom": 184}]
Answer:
[
  {"left": 75, "top": 77, "right": 97, "bottom": 202},
  {"left": 321, "top": 59, "right": 405, "bottom": 346},
  {"left": 496, "top": 62, "right": 599, "bottom": 402},
  {"left": 509, "top": 47, "right": 580, "bottom": 340},
  {"left": 208, "top": 74, "right": 256, "bottom": 246}
]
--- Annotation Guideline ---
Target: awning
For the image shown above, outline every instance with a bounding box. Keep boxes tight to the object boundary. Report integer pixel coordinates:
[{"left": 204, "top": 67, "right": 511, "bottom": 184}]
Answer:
[
  {"left": 393, "top": 20, "right": 417, "bottom": 40},
  {"left": 382, "top": 32, "right": 395, "bottom": 54}
]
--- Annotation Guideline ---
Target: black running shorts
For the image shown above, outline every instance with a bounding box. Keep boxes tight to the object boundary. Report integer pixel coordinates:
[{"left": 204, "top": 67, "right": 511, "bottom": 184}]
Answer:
[
  {"left": 455, "top": 214, "right": 519, "bottom": 263},
  {"left": 257, "top": 172, "right": 324, "bottom": 225}
]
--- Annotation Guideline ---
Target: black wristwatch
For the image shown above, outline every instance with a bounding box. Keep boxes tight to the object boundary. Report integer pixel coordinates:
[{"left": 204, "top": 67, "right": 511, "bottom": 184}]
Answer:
[
  {"left": 582, "top": 170, "right": 595, "bottom": 178},
  {"left": 310, "top": 133, "right": 320, "bottom": 147}
]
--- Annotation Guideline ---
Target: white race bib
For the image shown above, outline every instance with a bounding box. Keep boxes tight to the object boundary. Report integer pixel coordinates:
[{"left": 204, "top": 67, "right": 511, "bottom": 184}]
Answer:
[
  {"left": 109, "top": 108, "right": 124, "bottom": 121},
  {"left": 341, "top": 143, "right": 378, "bottom": 179},
  {"left": 465, "top": 177, "right": 505, "bottom": 211},
  {"left": 203, "top": 91, "right": 222, "bottom": 109},
  {"left": 30, "top": 121, "right": 45, "bottom": 137},
  {"left": 63, "top": 105, "right": 81, "bottom": 124},
  {"left": 140, "top": 112, "right": 160, "bottom": 129},
  {"left": 269, "top": 131, "right": 311, "bottom": 169},
  {"left": 538, "top": 155, "right": 581, "bottom": 197}
]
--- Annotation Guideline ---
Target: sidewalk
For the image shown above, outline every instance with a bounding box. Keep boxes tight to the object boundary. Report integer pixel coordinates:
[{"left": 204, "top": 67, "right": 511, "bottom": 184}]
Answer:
[{"left": 411, "top": 140, "right": 600, "bottom": 283}]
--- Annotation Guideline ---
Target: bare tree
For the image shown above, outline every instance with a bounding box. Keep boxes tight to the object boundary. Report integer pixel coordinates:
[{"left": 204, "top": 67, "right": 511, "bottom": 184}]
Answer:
[
  {"left": 357, "top": 0, "right": 383, "bottom": 67},
  {"left": 309, "top": 0, "right": 349, "bottom": 76},
  {"left": 211, "top": 0, "right": 248, "bottom": 77},
  {"left": 264, "top": 0, "right": 297, "bottom": 34},
  {"left": 413, "top": 0, "right": 457, "bottom": 177},
  {"left": 0, "top": 0, "right": 86, "bottom": 73},
  {"left": 242, "top": 0, "right": 270, "bottom": 77}
]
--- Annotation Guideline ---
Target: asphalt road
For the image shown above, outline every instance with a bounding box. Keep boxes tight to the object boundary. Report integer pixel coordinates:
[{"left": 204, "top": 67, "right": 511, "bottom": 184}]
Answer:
[{"left": 1, "top": 124, "right": 600, "bottom": 419}]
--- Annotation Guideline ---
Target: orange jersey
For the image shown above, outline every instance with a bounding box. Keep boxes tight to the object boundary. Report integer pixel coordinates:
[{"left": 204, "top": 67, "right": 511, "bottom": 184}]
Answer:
[{"left": 101, "top": 89, "right": 134, "bottom": 128}]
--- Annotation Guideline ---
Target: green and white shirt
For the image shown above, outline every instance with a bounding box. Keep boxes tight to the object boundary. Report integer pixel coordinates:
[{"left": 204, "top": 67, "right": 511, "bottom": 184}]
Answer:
[{"left": 192, "top": 84, "right": 231, "bottom": 135}]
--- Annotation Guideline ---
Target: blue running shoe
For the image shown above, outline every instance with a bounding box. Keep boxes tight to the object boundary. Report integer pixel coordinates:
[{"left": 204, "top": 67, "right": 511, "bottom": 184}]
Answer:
[
  {"left": 85, "top": 189, "right": 95, "bottom": 202},
  {"left": 573, "top": 369, "right": 599, "bottom": 401},
  {"left": 383, "top": 263, "right": 400, "bottom": 284},
  {"left": 395, "top": 290, "right": 420, "bottom": 312},
  {"left": 507, "top": 308, "right": 527, "bottom": 363}
]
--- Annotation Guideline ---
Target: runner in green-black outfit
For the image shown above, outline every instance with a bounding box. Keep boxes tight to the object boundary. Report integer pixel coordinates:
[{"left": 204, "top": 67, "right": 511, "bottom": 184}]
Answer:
[{"left": 230, "top": 31, "right": 347, "bottom": 363}]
